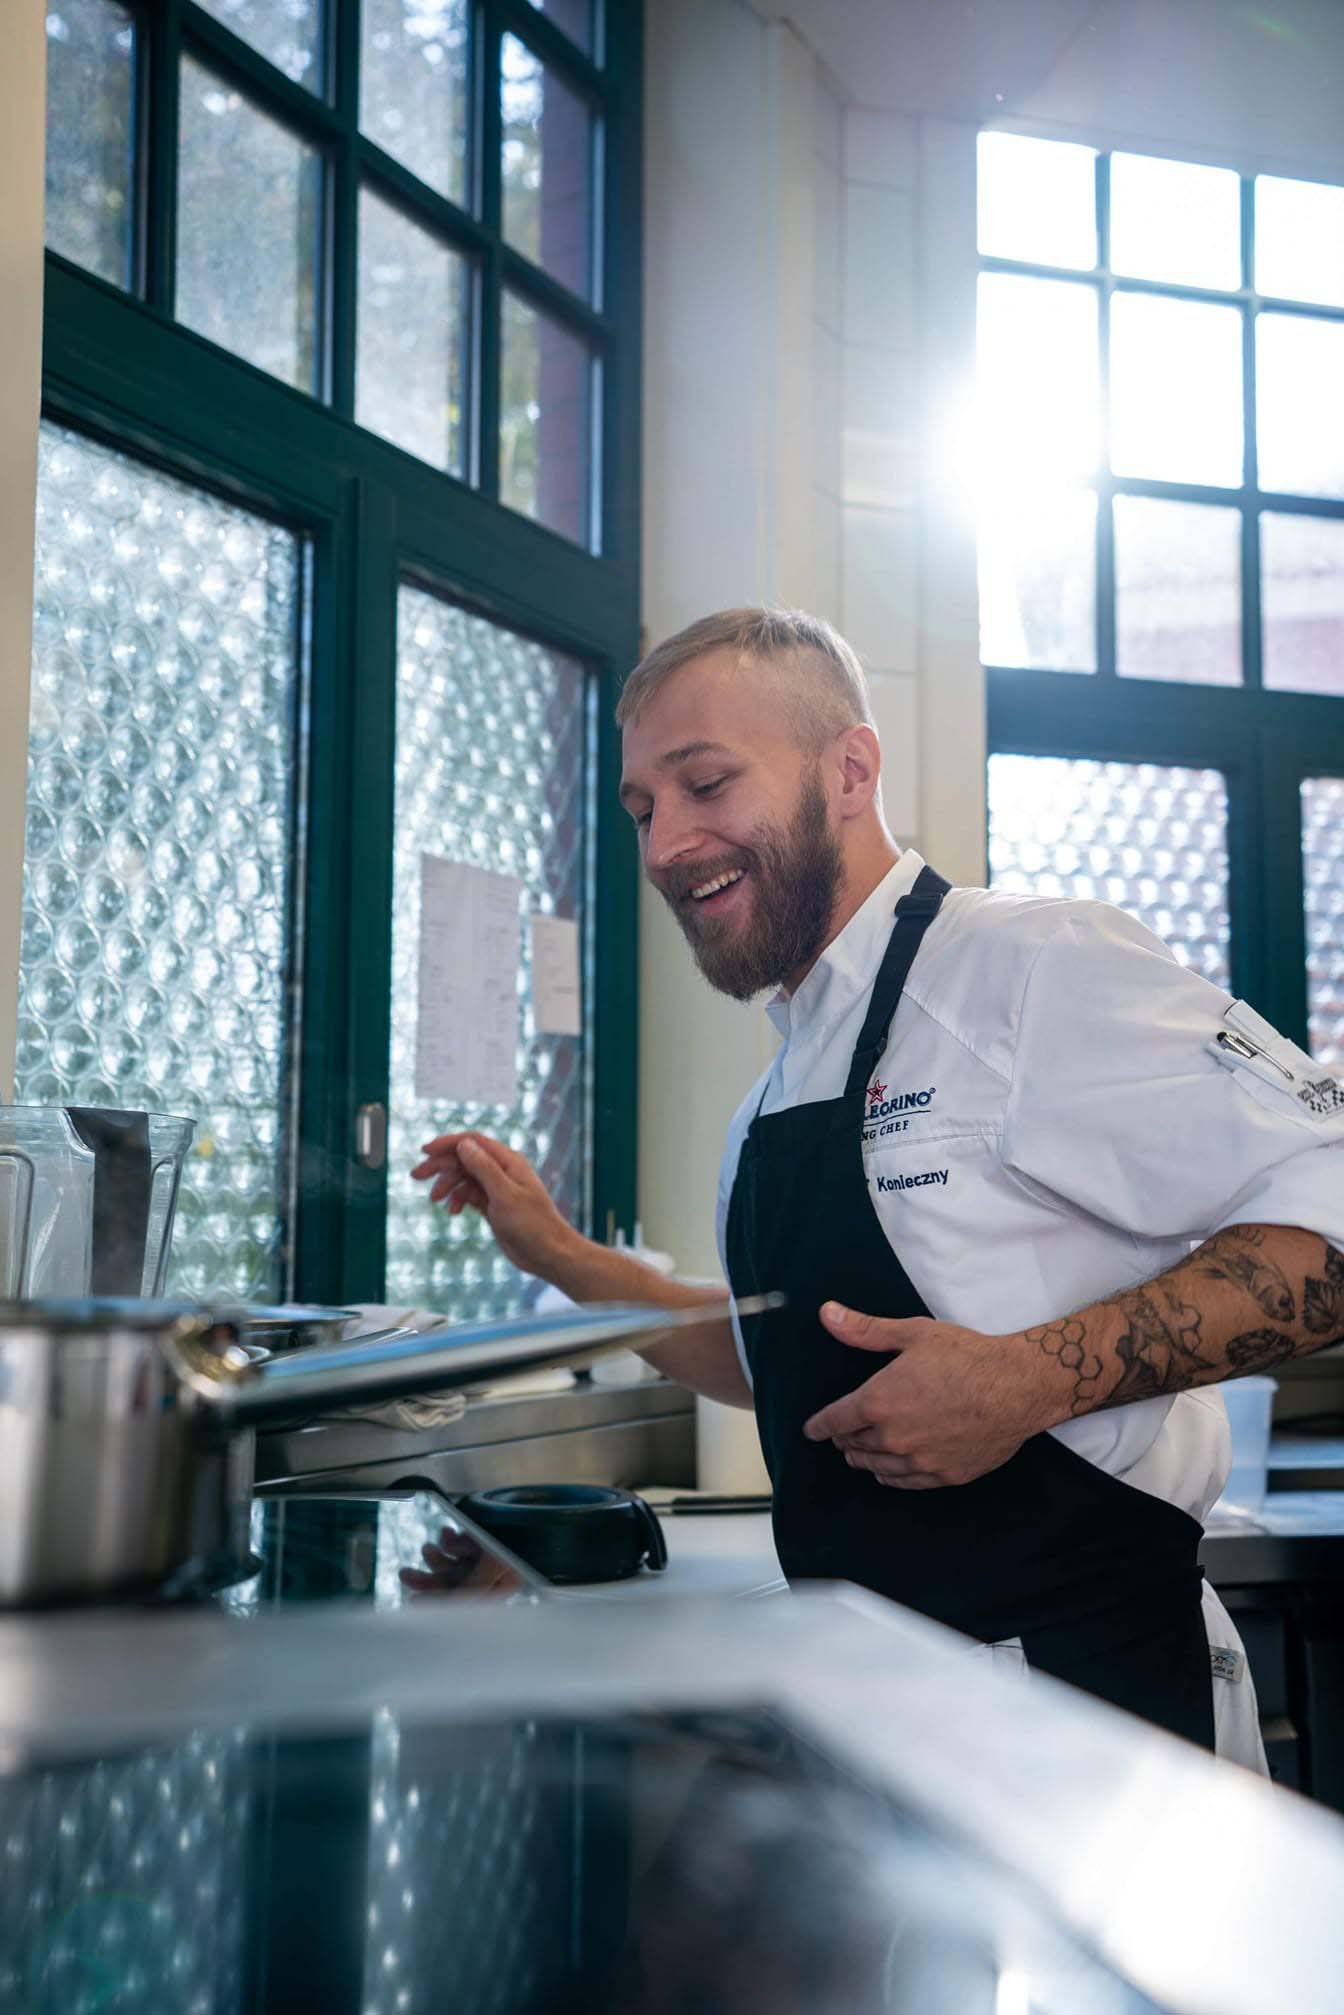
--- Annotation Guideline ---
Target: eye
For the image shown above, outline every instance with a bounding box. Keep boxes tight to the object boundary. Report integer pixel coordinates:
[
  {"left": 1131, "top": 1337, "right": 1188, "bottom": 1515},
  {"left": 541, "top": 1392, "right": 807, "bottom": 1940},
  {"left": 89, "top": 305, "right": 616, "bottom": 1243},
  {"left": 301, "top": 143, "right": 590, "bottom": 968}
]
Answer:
[
  {"left": 631, "top": 808, "right": 652, "bottom": 831},
  {"left": 691, "top": 776, "right": 729, "bottom": 800}
]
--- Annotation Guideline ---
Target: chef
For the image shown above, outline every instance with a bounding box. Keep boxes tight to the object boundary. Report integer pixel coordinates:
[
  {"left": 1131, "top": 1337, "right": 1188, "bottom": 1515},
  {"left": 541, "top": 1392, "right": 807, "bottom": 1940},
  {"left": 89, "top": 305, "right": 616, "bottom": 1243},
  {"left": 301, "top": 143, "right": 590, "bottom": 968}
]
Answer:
[{"left": 414, "top": 607, "right": 1344, "bottom": 1767}]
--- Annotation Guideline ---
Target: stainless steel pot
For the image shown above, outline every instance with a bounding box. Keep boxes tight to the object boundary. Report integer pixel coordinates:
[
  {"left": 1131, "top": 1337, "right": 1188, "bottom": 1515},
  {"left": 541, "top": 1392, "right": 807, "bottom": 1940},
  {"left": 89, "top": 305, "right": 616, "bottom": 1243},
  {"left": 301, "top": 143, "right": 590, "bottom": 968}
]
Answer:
[{"left": 0, "top": 1295, "right": 778, "bottom": 1606}]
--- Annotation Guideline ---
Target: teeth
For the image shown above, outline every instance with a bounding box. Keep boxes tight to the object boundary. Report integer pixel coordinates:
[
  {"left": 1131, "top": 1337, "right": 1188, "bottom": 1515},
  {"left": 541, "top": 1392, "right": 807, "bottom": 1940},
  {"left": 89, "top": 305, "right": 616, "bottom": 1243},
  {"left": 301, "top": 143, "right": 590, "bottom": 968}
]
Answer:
[{"left": 690, "top": 868, "right": 744, "bottom": 901}]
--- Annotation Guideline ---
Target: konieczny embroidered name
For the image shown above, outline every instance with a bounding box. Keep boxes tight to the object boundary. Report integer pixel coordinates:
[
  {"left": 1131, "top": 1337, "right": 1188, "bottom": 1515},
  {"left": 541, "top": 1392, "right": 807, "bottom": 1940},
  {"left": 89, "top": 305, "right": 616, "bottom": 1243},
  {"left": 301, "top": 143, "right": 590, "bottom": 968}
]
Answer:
[{"left": 875, "top": 1169, "right": 948, "bottom": 1193}]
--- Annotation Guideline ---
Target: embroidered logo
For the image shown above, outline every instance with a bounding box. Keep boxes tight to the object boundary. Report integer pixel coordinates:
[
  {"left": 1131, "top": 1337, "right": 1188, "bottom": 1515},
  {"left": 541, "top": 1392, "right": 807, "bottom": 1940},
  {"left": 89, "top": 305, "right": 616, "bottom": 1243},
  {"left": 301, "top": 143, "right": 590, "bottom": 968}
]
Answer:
[
  {"left": 1298, "top": 1075, "right": 1344, "bottom": 1116},
  {"left": 876, "top": 1168, "right": 948, "bottom": 1192},
  {"left": 866, "top": 1085, "right": 935, "bottom": 1121}
]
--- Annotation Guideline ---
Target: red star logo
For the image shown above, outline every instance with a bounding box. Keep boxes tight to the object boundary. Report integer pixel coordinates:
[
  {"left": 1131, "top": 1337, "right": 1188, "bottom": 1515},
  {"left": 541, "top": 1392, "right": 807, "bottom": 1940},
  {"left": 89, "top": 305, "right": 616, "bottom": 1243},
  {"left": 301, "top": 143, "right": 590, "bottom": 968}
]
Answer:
[{"left": 867, "top": 1081, "right": 886, "bottom": 1103}]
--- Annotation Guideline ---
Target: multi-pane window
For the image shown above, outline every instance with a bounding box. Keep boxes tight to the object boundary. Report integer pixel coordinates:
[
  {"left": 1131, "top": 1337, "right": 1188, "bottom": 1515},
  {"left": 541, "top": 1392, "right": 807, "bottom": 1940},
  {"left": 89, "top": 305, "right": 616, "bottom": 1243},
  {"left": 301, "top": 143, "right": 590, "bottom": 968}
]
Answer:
[
  {"left": 977, "top": 132, "right": 1344, "bottom": 694},
  {"left": 978, "top": 132, "right": 1344, "bottom": 1055},
  {"left": 35, "top": 0, "right": 640, "bottom": 1306},
  {"left": 44, "top": 0, "right": 608, "bottom": 550}
]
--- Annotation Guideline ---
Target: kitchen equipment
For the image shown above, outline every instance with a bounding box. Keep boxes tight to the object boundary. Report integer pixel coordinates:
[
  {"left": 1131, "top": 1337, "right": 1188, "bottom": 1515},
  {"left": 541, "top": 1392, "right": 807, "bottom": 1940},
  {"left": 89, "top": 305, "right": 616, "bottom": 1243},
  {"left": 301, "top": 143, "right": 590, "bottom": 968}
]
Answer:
[
  {"left": 0, "top": 1106, "right": 193, "bottom": 1298},
  {"left": 457, "top": 1484, "right": 669, "bottom": 1583},
  {"left": 0, "top": 1293, "right": 780, "bottom": 1605},
  {"left": 1218, "top": 1374, "right": 1280, "bottom": 1515}
]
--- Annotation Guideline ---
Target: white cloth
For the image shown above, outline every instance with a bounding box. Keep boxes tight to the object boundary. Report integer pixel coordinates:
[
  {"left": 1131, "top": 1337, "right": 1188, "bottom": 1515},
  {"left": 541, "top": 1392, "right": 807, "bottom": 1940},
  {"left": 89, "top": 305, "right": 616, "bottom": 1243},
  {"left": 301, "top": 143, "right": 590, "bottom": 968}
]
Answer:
[{"left": 715, "top": 852, "right": 1344, "bottom": 1770}]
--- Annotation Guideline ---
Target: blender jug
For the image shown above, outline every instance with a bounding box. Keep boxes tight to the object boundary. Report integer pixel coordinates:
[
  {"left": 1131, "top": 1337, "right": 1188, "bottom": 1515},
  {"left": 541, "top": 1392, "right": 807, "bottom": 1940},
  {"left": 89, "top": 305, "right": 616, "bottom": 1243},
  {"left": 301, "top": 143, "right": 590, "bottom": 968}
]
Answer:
[{"left": 0, "top": 1108, "right": 195, "bottom": 1298}]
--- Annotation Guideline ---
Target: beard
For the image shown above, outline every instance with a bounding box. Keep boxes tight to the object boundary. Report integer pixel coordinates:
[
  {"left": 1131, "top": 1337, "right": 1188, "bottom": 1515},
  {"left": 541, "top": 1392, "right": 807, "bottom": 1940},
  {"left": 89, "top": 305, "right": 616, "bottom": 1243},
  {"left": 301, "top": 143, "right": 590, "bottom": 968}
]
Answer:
[{"left": 656, "top": 768, "right": 843, "bottom": 1001}]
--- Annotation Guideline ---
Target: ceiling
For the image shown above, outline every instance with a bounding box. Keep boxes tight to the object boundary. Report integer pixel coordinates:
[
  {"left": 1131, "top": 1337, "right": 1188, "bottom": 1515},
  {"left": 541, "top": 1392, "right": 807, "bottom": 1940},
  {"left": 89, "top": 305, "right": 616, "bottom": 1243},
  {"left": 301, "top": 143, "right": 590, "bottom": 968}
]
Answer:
[{"left": 751, "top": 0, "right": 1344, "bottom": 170}]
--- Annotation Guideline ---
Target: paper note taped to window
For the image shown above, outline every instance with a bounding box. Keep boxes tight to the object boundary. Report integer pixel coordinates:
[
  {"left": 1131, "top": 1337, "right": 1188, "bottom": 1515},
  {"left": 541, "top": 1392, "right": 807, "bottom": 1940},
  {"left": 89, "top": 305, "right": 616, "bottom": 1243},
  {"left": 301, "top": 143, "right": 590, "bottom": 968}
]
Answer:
[
  {"left": 415, "top": 855, "right": 520, "bottom": 1107},
  {"left": 531, "top": 915, "right": 581, "bottom": 1037}
]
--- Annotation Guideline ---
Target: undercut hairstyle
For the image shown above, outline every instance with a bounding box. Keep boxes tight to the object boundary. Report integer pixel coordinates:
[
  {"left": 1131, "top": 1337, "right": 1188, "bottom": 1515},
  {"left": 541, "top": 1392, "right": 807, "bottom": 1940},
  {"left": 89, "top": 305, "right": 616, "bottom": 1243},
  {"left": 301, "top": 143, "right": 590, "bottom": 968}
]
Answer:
[{"left": 616, "top": 607, "right": 874, "bottom": 755}]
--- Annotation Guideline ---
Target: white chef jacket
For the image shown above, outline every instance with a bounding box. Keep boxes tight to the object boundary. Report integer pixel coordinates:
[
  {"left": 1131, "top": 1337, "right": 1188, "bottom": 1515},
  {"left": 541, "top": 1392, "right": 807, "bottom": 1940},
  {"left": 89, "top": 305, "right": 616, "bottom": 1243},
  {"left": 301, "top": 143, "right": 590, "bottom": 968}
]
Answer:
[{"left": 716, "top": 851, "right": 1344, "bottom": 1770}]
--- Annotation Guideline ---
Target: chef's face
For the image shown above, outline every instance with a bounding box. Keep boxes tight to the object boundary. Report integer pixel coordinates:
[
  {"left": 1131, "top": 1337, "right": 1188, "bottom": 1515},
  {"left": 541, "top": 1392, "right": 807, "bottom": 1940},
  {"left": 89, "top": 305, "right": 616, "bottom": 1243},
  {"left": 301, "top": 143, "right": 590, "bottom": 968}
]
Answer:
[{"left": 619, "top": 651, "right": 844, "bottom": 999}]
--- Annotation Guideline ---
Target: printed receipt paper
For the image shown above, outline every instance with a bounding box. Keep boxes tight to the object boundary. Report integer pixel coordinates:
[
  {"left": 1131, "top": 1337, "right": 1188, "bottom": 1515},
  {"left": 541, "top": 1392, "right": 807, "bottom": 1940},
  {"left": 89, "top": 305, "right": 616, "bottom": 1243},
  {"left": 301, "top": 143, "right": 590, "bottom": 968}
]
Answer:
[{"left": 415, "top": 855, "right": 520, "bottom": 1107}]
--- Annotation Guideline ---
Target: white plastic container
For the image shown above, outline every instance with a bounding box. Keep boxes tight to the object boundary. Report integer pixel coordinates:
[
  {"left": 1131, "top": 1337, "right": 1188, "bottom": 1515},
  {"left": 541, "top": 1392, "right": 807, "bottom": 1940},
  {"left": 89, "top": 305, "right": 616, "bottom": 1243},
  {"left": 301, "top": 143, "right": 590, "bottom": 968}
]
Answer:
[{"left": 1217, "top": 1375, "right": 1278, "bottom": 1515}]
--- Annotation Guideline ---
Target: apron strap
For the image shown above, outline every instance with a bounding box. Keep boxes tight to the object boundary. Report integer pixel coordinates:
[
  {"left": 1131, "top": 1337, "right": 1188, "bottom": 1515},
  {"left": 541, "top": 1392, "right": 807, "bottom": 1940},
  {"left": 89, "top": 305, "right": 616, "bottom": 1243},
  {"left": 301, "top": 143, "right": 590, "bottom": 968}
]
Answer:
[{"left": 843, "top": 865, "right": 951, "bottom": 1098}]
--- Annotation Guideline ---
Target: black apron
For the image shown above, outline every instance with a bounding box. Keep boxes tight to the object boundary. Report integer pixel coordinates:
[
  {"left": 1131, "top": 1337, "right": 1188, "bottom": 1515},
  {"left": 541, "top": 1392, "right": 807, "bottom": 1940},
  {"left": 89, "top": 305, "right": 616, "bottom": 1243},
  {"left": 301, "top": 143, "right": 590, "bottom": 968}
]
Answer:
[{"left": 725, "top": 866, "right": 1215, "bottom": 1749}]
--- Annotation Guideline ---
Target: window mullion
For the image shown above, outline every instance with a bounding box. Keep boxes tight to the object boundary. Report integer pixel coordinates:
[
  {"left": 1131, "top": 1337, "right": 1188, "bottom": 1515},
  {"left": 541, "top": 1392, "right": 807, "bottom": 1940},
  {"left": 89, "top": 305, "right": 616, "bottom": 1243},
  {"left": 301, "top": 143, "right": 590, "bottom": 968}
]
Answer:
[
  {"left": 1095, "top": 152, "right": 1116, "bottom": 680},
  {"left": 1240, "top": 175, "right": 1264, "bottom": 694},
  {"left": 477, "top": 6, "right": 503, "bottom": 500},
  {"left": 329, "top": 0, "right": 361, "bottom": 418},
  {"left": 142, "top": 0, "right": 181, "bottom": 312}
]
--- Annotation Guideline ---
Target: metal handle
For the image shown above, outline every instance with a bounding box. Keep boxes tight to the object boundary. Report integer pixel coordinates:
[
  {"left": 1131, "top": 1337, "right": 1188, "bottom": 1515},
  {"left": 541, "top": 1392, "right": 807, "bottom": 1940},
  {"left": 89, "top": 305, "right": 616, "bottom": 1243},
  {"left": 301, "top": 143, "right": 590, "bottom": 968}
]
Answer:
[
  {"left": 354, "top": 1103, "right": 387, "bottom": 1170},
  {"left": 180, "top": 1294, "right": 785, "bottom": 1430}
]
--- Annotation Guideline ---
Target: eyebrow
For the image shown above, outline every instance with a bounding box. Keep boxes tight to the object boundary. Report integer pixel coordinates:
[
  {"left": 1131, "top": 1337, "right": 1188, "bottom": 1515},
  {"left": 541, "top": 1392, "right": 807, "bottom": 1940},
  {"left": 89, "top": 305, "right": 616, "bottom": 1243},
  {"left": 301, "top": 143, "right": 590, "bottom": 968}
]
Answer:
[{"left": 618, "top": 740, "right": 736, "bottom": 808}]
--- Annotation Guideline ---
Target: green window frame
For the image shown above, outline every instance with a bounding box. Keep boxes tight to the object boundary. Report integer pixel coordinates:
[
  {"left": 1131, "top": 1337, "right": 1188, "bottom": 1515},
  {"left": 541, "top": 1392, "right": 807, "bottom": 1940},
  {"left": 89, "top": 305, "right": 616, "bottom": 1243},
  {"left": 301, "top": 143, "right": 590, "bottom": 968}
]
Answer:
[
  {"left": 39, "top": 0, "right": 643, "bottom": 1303},
  {"left": 980, "top": 136, "right": 1344, "bottom": 1049}
]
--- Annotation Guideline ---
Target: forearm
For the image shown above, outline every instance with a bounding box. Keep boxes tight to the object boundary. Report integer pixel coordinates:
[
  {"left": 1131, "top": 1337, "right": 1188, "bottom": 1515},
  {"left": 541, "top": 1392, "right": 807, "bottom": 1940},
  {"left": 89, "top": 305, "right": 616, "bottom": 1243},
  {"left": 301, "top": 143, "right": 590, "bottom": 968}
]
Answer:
[
  {"left": 547, "top": 1232, "right": 753, "bottom": 1408},
  {"left": 1021, "top": 1225, "right": 1344, "bottom": 1427}
]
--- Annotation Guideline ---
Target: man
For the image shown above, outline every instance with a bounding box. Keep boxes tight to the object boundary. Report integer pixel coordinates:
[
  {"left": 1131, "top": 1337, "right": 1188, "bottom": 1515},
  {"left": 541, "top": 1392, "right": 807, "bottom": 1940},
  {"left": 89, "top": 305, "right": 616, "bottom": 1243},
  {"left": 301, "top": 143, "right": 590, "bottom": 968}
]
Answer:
[{"left": 414, "top": 608, "right": 1344, "bottom": 1765}]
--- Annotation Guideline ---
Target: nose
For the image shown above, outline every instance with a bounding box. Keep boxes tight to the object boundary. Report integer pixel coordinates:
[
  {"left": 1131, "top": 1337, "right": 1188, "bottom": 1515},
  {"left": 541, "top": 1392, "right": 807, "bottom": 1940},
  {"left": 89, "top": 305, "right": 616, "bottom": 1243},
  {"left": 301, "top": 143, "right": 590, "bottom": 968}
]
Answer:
[{"left": 643, "top": 797, "right": 707, "bottom": 873}]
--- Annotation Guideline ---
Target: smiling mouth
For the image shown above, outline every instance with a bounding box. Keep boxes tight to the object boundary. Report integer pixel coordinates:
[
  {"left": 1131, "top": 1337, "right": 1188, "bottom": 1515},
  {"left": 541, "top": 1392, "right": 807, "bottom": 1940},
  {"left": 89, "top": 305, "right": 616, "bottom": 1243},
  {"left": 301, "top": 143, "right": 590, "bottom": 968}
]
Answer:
[{"left": 688, "top": 867, "right": 745, "bottom": 903}]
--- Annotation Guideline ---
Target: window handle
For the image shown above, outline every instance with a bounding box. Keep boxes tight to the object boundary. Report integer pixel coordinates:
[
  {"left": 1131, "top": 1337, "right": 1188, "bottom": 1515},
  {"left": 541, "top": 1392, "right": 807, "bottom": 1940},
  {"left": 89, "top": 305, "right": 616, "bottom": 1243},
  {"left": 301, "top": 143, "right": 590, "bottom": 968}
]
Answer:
[{"left": 354, "top": 1102, "right": 387, "bottom": 1170}]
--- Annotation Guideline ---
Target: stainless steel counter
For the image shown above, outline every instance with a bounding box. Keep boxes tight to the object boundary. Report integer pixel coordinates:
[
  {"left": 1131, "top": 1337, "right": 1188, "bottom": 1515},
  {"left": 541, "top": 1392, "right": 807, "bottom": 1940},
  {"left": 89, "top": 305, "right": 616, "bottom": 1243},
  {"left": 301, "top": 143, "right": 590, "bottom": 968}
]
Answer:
[{"left": 0, "top": 1589, "right": 1341, "bottom": 2014}]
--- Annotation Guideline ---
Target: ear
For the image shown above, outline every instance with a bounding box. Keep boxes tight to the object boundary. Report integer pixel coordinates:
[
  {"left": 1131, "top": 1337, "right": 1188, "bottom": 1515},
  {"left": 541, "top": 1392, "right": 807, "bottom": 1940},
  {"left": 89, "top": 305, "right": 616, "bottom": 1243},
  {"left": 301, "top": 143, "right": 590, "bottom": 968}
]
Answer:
[{"left": 833, "top": 724, "right": 881, "bottom": 821}]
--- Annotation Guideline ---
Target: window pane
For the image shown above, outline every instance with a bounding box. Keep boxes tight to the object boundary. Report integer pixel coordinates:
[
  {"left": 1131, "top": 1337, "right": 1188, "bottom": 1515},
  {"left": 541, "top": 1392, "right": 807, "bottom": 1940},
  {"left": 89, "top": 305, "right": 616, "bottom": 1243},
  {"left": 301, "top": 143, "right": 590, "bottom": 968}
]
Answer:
[
  {"left": 356, "top": 190, "right": 469, "bottom": 475},
  {"left": 978, "top": 486, "right": 1095, "bottom": 671},
  {"left": 977, "top": 132, "right": 1097, "bottom": 270},
  {"left": 1261, "top": 512, "right": 1344, "bottom": 695},
  {"left": 1302, "top": 778, "right": 1344, "bottom": 1064},
  {"left": 1114, "top": 496, "right": 1241, "bottom": 685},
  {"left": 44, "top": 0, "right": 135, "bottom": 287},
  {"left": 194, "top": 0, "right": 323, "bottom": 91},
  {"left": 386, "top": 588, "right": 589, "bottom": 1317},
  {"left": 976, "top": 274, "right": 1100, "bottom": 485},
  {"left": 524, "top": 0, "right": 592, "bottom": 52},
  {"left": 359, "top": 0, "right": 468, "bottom": 205},
  {"left": 1110, "top": 153, "right": 1241, "bottom": 291},
  {"left": 1109, "top": 293, "right": 1243, "bottom": 486},
  {"left": 177, "top": 60, "right": 322, "bottom": 392},
  {"left": 501, "top": 294, "right": 594, "bottom": 546},
  {"left": 1257, "top": 313, "right": 1344, "bottom": 499},
  {"left": 502, "top": 34, "right": 593, "bottom": 300},
  {"left": 1256, "top": 175, "right": 1344, "bottom": 309},
  {"left": 988, "top": 755, "right": 1230, "bottom": 987},
  {"left": 21, "top": 422, "right": 305, "bottom": 1300}
]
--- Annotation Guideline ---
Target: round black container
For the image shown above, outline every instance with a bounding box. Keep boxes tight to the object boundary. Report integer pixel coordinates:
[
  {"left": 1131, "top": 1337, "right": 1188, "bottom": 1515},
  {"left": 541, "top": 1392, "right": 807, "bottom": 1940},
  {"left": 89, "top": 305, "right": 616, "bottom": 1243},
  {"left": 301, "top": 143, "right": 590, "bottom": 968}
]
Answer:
[{"left": 457, "top": 1485, "right": 668, "bottom": 1585}]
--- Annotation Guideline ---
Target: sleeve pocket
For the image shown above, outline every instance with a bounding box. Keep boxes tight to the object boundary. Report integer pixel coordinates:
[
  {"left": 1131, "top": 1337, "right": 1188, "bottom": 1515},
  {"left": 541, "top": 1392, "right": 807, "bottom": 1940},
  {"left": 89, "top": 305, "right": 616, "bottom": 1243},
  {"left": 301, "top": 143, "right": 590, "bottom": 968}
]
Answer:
[{"left": 1207, "top": 1000, "right": 1344, "bottom": 1127}]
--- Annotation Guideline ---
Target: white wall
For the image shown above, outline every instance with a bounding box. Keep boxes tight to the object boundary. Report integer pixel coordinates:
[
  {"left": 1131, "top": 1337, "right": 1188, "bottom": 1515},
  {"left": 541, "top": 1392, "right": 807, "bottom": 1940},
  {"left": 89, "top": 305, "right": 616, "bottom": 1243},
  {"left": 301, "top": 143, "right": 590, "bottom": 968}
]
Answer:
[
  {"left": 639, "top": 1, "right": 984, "bottom": 1271},
  {"left": 640, "top": 0, "right": 852, "bottom": 1277},
  {"left": 0, "top": 5, "right": 46, "bottom": 1099}
]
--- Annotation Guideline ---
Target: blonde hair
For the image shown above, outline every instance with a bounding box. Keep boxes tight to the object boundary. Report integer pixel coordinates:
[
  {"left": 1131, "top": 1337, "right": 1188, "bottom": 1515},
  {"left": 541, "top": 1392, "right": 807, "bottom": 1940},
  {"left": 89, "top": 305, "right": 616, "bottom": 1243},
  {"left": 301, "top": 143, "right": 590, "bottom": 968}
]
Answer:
[{"left": 617, "top": 607, "right": 874, "bottom": 755}]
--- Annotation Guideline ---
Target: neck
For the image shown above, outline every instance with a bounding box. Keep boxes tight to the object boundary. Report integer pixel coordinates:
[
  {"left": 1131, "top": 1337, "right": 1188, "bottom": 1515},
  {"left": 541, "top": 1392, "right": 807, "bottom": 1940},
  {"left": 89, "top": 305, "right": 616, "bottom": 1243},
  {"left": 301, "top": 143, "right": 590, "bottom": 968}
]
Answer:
[{"left": 781, "top": 830, "right": 902, "bottom": 996}]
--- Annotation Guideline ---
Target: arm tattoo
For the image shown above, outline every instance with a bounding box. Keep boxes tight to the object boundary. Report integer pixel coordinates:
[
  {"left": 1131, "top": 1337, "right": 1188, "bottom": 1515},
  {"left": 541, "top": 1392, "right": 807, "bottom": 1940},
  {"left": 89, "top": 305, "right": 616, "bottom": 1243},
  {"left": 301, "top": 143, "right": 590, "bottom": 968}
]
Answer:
[
  {"left": 1023, "top": 1231, "right": 1344, "bottom": 1419},
  {"left": 1192, "top": 1223, "right": 1296, "bottom": 1324},
  {"left": 1224, "top": 1328, "right": 1300, "bottom": 1372},
  {"left": 1106, "top": 1282, "right": 1216, "bottom": 1408},
  {"left": 1022, "top": 1316, "right": 1104, "bottom": 1416},
  {"left": 1303, "top": 1242, "right": 1344, "bottom": 1339}
]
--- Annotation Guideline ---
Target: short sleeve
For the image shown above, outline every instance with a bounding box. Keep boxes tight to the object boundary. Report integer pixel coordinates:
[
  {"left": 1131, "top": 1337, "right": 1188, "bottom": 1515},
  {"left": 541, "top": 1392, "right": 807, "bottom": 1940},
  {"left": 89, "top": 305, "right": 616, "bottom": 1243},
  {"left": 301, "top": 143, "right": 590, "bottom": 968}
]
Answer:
[{"left": 1000, "top": 905, "right": 1344, "bottom": 1247}]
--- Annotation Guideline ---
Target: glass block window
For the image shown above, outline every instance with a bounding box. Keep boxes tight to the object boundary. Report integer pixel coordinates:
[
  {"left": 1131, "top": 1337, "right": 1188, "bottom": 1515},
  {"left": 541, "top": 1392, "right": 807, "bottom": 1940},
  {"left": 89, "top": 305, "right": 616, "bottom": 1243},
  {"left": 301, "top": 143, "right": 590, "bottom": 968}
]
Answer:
[
  {"left": 1302, "top": 778, "right": 1344, "bottom": 1064},
  {"left": 19, "top": 422, "right": 305, "bottom": 1301},
  {"left": 987, "top": 755, "right": 1231, "bottom": 988},
  {"left": 385, "top": 587, "right": 589, "bottom": 1318}
]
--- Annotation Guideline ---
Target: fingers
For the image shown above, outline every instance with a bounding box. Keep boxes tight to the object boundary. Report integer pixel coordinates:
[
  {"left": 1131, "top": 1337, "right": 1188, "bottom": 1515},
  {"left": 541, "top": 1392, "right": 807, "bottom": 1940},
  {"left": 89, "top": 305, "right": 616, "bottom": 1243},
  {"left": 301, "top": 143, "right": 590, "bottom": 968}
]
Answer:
[
  {"left": 842, "top": 1447, "right": 944, "bottom": 1489},
  {"left": 803, "top": 1389, "right": 874, "bottom": 1441},
  {"left": 819, "top": 1301, "right": 919, "bottom": 1353}
]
